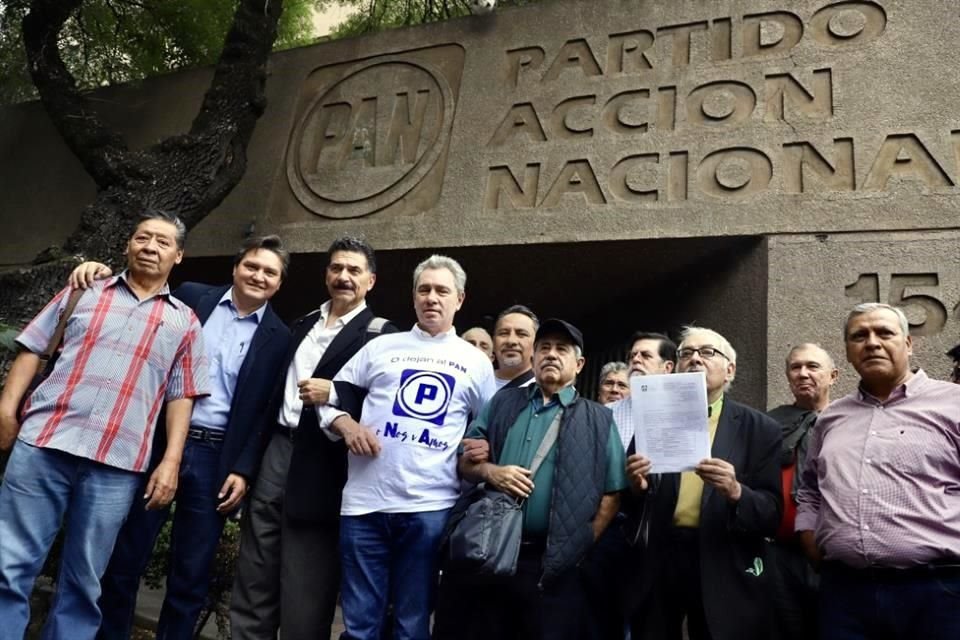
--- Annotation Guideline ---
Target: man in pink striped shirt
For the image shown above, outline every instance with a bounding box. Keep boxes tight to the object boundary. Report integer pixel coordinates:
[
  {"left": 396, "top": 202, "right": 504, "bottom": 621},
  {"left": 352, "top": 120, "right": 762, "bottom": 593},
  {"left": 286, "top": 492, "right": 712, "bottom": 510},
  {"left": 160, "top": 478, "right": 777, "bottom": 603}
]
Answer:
[
  {"left": 795, "top": 302, "right": 960, "bottom": 640},
  {"left": 0, "top": 211, "right": 209, "bottom": 640}
]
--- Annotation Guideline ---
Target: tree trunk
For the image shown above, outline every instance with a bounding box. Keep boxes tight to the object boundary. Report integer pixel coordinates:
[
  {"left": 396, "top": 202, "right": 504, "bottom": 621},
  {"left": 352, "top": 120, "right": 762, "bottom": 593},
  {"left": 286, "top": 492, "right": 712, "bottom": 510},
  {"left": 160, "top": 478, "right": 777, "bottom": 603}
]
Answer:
[{"left": 0, "top": 0, "right": 286, "bottom": 361}]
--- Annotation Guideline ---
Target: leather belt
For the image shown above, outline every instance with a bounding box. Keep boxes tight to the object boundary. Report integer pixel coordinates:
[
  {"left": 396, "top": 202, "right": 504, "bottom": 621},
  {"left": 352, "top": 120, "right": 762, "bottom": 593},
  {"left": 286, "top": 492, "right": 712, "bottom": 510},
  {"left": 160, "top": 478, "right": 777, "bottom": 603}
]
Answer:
[
  {"left": 825, "top": 560, "right": 960, "bottom": 582},
  {"left": 187, "top": 426, "right": 225, "bottom": 444}
]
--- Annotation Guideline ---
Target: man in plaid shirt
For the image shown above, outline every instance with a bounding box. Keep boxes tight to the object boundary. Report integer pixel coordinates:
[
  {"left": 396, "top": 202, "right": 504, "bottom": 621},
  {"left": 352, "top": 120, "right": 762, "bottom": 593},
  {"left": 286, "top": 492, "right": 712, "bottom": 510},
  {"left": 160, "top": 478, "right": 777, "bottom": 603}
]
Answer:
[{"left": 0, "top": 210, "right": 209, "bottom": 640}]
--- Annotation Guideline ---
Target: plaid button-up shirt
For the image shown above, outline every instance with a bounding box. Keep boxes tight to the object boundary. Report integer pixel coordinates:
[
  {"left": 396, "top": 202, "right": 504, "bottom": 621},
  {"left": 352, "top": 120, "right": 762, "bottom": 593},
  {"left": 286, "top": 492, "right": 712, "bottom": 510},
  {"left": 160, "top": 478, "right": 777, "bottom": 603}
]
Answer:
[{"left": 16, "top": 274, "right": 209, "bottom": 472}]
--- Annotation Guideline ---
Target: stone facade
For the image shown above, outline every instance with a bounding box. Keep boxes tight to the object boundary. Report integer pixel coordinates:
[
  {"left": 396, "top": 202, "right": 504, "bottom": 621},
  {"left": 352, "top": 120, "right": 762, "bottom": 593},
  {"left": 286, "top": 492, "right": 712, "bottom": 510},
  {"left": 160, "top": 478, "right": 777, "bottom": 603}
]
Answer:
[{"left": 2, "top": 0, "right": 959, "bottom": 407}]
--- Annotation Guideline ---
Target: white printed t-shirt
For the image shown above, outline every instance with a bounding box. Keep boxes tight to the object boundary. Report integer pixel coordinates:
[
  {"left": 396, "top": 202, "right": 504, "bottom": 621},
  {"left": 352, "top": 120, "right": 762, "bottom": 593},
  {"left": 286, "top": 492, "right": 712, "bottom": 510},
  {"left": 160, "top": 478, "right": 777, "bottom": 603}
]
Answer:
[{"left": 320, "top": 325, "right": 496, "bottom": 516}]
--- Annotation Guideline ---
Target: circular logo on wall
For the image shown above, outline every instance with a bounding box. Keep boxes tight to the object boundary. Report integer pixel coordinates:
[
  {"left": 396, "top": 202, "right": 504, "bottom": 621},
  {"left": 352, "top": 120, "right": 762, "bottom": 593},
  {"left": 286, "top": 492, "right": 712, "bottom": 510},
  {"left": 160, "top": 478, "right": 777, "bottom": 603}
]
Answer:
[{"left": 287, "top": 56, "right": 455, "bottom": 219}]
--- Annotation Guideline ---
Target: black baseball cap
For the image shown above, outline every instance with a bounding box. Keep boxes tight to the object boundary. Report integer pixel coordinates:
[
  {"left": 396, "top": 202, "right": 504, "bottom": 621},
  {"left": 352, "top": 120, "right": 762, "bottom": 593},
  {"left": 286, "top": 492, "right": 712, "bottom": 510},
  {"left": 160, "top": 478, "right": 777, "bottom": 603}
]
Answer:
[{"left": 535, "top": 318, "right": 584, "bottom": 351}]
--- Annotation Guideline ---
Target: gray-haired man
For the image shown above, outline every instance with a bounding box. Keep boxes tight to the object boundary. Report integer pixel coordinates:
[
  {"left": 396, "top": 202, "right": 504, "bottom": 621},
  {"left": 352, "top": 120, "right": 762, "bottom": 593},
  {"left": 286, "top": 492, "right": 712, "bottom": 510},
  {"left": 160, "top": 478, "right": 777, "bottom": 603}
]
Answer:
[{"left": 318, "top": 255, "right": 496, "bottom": 640}]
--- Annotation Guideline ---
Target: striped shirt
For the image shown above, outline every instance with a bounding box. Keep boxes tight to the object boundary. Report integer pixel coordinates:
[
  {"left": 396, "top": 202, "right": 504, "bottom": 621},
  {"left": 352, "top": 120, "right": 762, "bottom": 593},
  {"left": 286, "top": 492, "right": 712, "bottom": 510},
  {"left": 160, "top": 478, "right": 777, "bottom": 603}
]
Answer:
[
  {"left": 795, "top": 369, "right": 960, "bottom": 568},
  {"left": 16, "top": 274, "right": 209, "bottom": 472},
  {"left": 608, "top": 397, "right": 634, "bottom": 450}
]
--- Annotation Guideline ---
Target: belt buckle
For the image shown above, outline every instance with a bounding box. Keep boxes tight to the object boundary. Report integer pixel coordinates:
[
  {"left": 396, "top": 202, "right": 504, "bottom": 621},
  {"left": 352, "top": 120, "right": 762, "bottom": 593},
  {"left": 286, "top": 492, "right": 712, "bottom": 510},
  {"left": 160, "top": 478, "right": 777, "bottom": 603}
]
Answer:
[{"left": 190, "top": 427, "right": 221, "bottom": 443}]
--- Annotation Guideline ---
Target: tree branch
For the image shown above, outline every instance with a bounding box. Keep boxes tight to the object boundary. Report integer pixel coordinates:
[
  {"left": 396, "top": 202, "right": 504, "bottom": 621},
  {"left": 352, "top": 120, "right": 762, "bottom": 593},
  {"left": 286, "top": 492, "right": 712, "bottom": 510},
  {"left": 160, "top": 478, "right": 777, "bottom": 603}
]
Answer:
[
  {"left": 22, "top": 0, "right": 128, "bottom": 187},
  {"left": 181, "top": 0, "right": 284, "bottom": 228}
]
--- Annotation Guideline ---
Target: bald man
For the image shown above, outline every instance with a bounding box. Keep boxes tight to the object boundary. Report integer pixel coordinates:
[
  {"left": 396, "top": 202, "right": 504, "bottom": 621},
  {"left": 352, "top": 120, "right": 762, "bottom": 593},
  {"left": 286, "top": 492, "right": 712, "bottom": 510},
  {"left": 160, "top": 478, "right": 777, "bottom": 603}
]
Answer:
[
  {"left": 766, "top": 343, "right": 838, "bottom": 640},
  {"left": 462, "top": 327, "right": 494, "bottom": 362}
]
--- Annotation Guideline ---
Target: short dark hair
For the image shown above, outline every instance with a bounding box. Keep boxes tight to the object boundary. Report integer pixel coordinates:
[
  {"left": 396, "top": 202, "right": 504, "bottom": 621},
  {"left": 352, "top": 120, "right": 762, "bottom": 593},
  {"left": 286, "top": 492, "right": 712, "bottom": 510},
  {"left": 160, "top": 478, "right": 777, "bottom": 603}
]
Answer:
[
  {"left": 327, "top": 234, "right": 376, "bottom": 273},
  {"left": 234, "top": 235, "right": 290, "bottom": 279},
  {"left": 135, "top": 209, "right": 187, "bottom": 249},
  {"left": 495, "top": 304, "right": 539, "bottom": 331},
  {"left": 629, "top": 331, "right": 677, "bottom": 365}
]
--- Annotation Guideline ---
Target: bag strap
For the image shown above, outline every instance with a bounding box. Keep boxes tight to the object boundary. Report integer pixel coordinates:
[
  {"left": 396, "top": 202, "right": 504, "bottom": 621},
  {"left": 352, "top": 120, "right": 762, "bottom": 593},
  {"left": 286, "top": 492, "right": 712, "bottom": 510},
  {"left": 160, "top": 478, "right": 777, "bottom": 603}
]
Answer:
[
  {"left": 528, "top": 409, "right": 562, "bottom": 478},
  {"left": 367, "top": 316, "right": 389, "bottom": 335},
  {"left": 40, "top": 288, "right": 84, "bottom": 361}
]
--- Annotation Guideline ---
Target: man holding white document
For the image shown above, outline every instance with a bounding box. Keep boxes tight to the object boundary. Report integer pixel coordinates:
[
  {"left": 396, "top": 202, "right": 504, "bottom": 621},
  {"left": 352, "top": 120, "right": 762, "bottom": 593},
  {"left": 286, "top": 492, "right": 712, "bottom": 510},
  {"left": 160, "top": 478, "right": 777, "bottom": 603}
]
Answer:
[{"left": 622, "top": 326, "right": 782, "bottom": 640}]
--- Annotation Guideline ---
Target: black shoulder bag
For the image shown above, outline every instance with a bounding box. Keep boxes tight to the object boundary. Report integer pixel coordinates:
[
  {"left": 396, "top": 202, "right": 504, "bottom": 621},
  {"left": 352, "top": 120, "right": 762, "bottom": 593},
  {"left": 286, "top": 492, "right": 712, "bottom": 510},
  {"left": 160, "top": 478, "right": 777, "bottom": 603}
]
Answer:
[{"left": 446, "top": 410, "right": 561, "bottom": 579}]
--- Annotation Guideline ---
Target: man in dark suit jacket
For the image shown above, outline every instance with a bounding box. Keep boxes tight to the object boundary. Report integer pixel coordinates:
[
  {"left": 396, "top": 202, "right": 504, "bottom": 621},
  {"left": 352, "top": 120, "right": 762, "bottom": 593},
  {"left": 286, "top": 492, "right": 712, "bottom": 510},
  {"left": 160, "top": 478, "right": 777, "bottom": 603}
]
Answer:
[
  {"left": 623, "top": 326, "right": 782, "bottom": 640},
  {"left": 69, "top": 235, "right": 292, "bottom": 639},
  {"left": 230, "top": 235, "right": 396, "bottom": 640}
]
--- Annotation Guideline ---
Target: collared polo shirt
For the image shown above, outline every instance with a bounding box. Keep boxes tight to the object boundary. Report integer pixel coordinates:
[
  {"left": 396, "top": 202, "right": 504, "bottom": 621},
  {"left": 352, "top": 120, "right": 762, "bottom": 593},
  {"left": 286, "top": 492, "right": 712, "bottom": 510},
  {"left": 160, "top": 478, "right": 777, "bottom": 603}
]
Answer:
[
  {"left": 466, "top": 384, "right": 627, "bottom": 536},
  {"left": 190, "top": 288, "right": 265, "bottom": 431},
  {"left": 17, "top": 275, "right": 209, "bottom": 472}
]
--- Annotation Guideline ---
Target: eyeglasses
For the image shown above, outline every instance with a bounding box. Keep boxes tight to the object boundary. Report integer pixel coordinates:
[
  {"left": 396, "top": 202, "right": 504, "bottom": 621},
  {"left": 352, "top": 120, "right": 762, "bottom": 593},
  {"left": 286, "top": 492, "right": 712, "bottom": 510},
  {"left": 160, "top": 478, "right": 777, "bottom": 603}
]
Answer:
[{"left": 677, "top": 346, "right": 729, "bottom": 361}]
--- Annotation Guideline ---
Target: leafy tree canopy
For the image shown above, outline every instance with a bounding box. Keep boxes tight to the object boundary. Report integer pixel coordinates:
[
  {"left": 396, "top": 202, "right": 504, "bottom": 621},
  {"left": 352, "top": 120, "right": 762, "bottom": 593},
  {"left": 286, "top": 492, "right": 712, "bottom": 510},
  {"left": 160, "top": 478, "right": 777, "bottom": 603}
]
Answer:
[
  {"left": 316, "top": 0, "right": 542, "bottom": 39},
  {"left": 0, "top": 0, "right": 322, "bottom": 105}
]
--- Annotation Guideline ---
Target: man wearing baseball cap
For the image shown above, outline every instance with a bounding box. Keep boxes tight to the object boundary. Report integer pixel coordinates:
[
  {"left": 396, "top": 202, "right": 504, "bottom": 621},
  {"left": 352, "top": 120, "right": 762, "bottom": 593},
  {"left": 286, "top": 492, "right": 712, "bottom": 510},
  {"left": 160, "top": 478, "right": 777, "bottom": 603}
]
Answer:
[{"left": 446, "top": 318, "right": 628, "bottom": 640}]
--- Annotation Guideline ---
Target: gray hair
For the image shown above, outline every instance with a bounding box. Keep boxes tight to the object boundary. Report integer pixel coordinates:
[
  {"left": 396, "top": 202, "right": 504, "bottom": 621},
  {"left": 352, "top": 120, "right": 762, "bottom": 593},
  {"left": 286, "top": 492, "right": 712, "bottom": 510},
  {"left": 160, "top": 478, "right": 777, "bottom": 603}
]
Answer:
[
  {"left": 599, "top": 361, "right": 628, "bottom": 384},
  {"left": 413, "top": 255, "right": 467, "bottom": 295},
  {"left": 845, "top": 303, "right": 909, "bottom": 339},
  {"left": 678, "top": 325, "right": 737, "bottom": 390},
  {"left": 137, "top": 210, "right": 187, "bottom": 249},
  {"left": 785, "top": 343, "right": 835, "bottom": 371}
]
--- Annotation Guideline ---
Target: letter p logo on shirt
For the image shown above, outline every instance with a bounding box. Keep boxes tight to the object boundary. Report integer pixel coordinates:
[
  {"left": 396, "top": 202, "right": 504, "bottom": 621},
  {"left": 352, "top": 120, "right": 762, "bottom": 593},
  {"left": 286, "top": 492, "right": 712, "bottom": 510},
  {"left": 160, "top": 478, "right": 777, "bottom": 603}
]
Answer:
[{"left": 392, "top": 369, "right": 457, "bottom": 426}]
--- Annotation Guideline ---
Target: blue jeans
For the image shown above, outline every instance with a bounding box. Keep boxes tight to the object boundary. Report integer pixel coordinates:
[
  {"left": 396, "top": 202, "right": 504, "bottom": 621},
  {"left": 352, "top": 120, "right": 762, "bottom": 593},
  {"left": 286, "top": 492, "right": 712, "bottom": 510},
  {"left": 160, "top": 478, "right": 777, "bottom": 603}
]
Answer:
[
  {"left": 819, "top": 563, "right": 960, "bottom": 640},
  {"left": 339, "top": 510, "right": 451, "bottom": 640},
  {"left": 98, "top": 438, "right": 225, "bottom": 640},
  {"left": 0, "top": 442, "right": 140, "bottom": 640}
]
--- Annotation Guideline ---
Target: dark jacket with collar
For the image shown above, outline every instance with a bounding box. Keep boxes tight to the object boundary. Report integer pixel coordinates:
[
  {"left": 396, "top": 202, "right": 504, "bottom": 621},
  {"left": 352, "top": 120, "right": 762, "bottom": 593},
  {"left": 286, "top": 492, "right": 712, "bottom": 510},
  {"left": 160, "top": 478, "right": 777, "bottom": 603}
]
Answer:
[
  {"left": 623, "top": 397, "right": 782, "bottom": 640},
  {"left": 486, "top": 386, "right": 614, "bottom": 586},
  {"left": 150, "top": 282, "right": 291, "bottom": 487},
  {"left": 279, "top": 306, "right": 397, "bottom": 524},
  {"left": 498, "top": 369, "right": 535, "bottom": 391}
]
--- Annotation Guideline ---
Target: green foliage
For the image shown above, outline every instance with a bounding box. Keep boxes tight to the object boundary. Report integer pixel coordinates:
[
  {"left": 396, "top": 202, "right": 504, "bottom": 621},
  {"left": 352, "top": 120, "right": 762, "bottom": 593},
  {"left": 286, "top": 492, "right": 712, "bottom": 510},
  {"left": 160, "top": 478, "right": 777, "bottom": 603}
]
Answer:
[
  {"left": 0, "top": 0, "right": 323, "bottom": 105},
  {"left": 142, "top": 506, "right": 174, "bottom": 590},
  {"left": 0, "top": 324, "right": 18, "bottom": 355},
  {"left": 317, "top": 0, "right": 542, "bottom": 38},
  {"left": 142, "top": 507, "right": 242, "bottom": 639},
  {"left": 204, "top": 518, "right": 242, "bottom": 639}
]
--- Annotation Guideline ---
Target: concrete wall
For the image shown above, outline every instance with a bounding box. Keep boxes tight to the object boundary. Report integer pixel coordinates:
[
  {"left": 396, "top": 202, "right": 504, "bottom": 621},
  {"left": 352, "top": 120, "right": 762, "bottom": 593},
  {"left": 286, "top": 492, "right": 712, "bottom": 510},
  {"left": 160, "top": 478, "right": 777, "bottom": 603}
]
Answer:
[
  {"left": 4, "top": 0, "right": 960, "bottom": 263},
  {"left": 766, "top": 230, "right": 960, "bottom": 407}
]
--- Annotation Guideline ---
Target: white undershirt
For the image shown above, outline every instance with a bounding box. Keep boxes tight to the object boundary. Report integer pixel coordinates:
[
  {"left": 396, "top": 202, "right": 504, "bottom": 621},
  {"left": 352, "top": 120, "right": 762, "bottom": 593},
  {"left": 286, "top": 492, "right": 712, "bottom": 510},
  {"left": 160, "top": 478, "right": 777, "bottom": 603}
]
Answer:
[{"left": 277, "top": 300, "right": 367, "bottom": 429}]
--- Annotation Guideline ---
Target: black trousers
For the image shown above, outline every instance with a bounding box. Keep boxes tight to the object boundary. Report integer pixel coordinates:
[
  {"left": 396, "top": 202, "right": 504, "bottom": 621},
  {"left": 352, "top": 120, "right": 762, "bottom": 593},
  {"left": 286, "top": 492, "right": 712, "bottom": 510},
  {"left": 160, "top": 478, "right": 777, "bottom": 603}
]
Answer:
[
  {"left": 631, "top": 527, "right": 713, "bottom": 640},
  {"left": 768, "top": 540, "right": 819, "bottom": 640},
  {"left": 580, "top": 521, "right": 629, "bottom": 640},
  {"left": 434, "top": 543, "right": 589, "bottom": 640}
]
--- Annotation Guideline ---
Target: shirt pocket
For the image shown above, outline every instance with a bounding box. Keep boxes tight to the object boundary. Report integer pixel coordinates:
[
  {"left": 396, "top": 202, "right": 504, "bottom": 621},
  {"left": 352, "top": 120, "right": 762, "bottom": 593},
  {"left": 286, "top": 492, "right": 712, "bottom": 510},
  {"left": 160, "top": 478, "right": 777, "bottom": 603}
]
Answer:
[
  {"left": 880, "top": 423, "right": 947, "bottom": 474},
  {"left": 143, "top": 324, "right": 178, "bottom": 375}
]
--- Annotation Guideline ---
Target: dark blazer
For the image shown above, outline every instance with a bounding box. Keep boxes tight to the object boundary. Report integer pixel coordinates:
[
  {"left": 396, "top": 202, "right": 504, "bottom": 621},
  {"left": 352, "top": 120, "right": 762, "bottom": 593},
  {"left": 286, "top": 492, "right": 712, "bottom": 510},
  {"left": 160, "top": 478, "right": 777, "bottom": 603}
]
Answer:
[
  {"left": 625, "top": 398, "right": 783, "bottom": 640},
  {"left": 151, "top": 282, "right": 291, "bottom": 486},
  {"left": 277, "top": 306, "right": 397, "bottom": 524}
]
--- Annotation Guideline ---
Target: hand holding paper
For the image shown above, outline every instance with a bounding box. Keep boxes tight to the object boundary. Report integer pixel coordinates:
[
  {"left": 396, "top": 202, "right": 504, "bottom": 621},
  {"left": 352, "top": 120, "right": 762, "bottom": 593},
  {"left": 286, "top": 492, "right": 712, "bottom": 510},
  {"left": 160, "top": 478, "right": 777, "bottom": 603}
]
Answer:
[{"left": 631, "top": 372, "right": 710, "bottom": 474}]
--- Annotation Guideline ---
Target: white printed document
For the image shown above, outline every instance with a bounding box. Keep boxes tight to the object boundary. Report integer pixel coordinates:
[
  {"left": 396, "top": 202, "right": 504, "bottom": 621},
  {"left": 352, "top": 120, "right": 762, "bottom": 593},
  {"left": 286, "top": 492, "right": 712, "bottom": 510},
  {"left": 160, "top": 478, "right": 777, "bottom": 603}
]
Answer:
[{"left": 631, "top": 372, "right": 710, "bottom": 473}]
